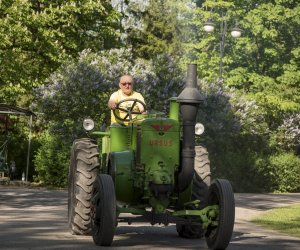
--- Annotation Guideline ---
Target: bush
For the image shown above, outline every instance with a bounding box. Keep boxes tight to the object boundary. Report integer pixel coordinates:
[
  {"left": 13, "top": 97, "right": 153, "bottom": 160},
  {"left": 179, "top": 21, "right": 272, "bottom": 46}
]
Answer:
[
  {"left": 33, "top": 131, "right": 69, "bottom": 187},
  {"left": 196, "top": 87, "right": 271, "bottom": 192},
  {"left": 268, "top": 152, "right": 300, "bottom": 192},
  {"left": 256, "top": 152, "right": 300, "bottom": 193}
]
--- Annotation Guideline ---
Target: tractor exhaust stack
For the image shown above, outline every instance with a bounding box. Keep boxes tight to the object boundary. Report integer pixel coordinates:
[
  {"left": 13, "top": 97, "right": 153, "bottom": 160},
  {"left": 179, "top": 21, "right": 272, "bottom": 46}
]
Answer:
[{"left": 177, "top": 64, "right": 203, "bottom": 192}]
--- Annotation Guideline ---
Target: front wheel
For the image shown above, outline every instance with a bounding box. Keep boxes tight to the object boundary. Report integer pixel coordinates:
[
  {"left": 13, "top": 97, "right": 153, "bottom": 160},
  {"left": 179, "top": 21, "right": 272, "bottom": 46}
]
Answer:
[
  {"left": 205, "top": 179, "right": 235, "bottom": 250},
  {"left": 91, "top": 174, "right": 116, "bottom": 246},
  {"left": 68, "top": 138, "right": 99, "bottom": 235}
]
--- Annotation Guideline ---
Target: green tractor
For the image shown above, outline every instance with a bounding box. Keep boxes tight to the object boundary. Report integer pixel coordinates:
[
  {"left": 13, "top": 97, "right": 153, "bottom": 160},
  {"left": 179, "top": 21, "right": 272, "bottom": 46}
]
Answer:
[{"left": 68, "top": 64, "right": 235, "bottom": 249}]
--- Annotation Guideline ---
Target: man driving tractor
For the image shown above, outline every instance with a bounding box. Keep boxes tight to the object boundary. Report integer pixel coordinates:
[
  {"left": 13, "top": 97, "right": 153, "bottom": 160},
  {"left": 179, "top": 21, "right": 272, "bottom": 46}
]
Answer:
[{"left": 107, "top": 74, "right": 145, "bottom": 124}]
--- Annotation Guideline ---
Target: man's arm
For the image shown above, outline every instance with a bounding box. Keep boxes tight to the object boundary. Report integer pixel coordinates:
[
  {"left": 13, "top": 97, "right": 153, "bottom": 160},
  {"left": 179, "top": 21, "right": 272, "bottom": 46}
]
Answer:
[
  {"left": 136, "top": 94, "right": 146, "bottom": 113},
  {"left": 108, "top": 92, "right": 118, "bottom": 109},
  {"left": 108, "top": 99, "right": 117, "bottom": 109}
]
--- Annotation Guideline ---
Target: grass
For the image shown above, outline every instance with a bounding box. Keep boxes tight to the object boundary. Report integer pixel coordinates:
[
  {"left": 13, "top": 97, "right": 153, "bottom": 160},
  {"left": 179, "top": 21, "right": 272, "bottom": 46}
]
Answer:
[{"left": 252, "top": 204, "right": 300, "bottom": 238}]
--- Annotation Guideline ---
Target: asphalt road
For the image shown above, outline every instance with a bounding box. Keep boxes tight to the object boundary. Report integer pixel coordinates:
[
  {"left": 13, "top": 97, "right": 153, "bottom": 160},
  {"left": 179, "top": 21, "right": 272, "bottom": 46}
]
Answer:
[{"left": 0, "top": 186, "right": 299, "bottom": 250}]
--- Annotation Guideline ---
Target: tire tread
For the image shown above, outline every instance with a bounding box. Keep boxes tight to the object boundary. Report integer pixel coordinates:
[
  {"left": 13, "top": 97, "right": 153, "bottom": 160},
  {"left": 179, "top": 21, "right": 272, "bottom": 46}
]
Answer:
[{"left": 68, "top": 138, "right": 99, "bottom": 235}]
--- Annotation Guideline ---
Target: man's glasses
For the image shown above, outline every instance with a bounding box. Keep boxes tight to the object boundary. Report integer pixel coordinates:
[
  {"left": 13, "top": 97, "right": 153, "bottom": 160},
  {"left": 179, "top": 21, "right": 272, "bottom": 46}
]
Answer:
[{"left": 121, "top": 82, "right": 132, "bottom": 86}]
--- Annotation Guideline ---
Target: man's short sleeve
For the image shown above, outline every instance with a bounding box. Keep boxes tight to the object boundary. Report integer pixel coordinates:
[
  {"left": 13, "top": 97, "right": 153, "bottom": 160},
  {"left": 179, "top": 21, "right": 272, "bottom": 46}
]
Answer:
[
  {"left": 109, "top": 91, "right": 119, "bottom": 102},
  {"left": 137, "top": 93, "right": 145, "bottom": 103},
  {"left": 131, "top": 92, "right": 145, "bottom": 103}
]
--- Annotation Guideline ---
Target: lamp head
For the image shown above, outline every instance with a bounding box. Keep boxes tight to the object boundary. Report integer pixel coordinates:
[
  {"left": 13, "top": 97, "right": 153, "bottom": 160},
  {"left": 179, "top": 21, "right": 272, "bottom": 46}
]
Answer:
[
  {"left": 203, "top": 19, "right": 215, "bottom": 33},
  {"left": 231, "top": 26, "right": 242, "bottom": 38}
]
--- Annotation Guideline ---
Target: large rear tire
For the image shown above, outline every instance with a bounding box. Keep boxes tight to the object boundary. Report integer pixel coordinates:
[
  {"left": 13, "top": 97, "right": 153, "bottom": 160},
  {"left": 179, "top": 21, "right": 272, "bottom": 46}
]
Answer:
[
  {"left": 205, "top": 179, "right": 235, "bottom": 250},
  {"left": 68, "top": 138, "right": 99, "bottom": 235},
  {"left": 91, "top": 174, "right": 116, "bottom": 246},
  {"left": 176, "top": 145, "right": 211, "bottom": 238},
  {"left": 193, "top": 145, "right": 211, "bottom": 204}
]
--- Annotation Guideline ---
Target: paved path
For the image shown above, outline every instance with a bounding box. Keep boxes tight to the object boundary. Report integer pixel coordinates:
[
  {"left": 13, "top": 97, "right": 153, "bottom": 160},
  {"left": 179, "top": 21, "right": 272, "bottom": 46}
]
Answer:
[
  {"left": 0, "top": 186, "right": 299, "bottom": 249},
  {"left": 232, "top": 193, "right": 300, "bottom": 250}
]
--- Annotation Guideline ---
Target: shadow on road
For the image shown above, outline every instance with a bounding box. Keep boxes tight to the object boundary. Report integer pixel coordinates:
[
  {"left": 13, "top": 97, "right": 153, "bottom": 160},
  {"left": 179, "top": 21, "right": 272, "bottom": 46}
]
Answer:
[
  {"left": 0, "top": 186, "right": 67, "bottom": 208},
  {"left": 0, "top": 187, "right": 299, "bottom": 249},
  {"left": 234, "top": 193, "right": 300, "bottom": 210},
  {"left": 230, "top": 231, "right": 300, "bottom": 250}
]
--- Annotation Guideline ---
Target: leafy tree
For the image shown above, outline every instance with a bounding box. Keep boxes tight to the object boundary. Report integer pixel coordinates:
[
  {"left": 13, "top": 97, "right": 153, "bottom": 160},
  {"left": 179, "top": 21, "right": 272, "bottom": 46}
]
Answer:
[
  {"left": 227, "top": 1, "right": 300, "bottom": 132},
  {"left": 114, "top": 0, "right": 185, "bottom": 59},
  {"left": 0, "top": 1, "right": 120, "bottom": 184},
  {"left": 184, "top": 0, "right": 300, "bottom": 192},
  {"left": 0, "top": 0, "right": 119, "bottom": 104}
]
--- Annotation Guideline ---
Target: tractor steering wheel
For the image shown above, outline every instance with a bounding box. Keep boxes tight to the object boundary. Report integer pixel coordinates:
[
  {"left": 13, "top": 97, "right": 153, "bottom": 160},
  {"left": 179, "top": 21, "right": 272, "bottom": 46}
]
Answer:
[{"left": 113, "top": 98, "right": 146, "bottom": 122}]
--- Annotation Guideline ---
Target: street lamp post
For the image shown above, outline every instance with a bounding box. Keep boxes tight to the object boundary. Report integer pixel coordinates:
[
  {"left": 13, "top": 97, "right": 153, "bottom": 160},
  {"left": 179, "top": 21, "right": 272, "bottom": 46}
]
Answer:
[
  {"left": 219, "top": 12, "right": 227, "bottom": 83},
  {"left": 203, "top": 11, "right": 242, "bottom": 84}
]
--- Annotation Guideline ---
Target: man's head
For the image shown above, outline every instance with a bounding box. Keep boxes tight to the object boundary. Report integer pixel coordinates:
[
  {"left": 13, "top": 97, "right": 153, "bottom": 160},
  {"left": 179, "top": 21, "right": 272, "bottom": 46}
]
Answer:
[{"left": 119, "top": 75, "right": 133, "bottom": 96}]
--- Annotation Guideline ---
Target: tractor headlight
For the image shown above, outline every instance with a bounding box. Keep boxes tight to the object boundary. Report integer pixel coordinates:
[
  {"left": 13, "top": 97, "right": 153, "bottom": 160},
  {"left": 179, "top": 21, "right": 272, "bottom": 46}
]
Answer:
[
  {"left": 83, "top": 118, "right": 95, "bottom": 131},
  {"left": 195, "top": 123, "right": 205, "bottom": 135}
]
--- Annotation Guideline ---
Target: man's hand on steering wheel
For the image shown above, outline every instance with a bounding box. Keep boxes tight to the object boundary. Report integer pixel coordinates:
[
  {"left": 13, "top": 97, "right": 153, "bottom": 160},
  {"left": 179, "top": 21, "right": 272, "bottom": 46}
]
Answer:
[{"left": 113, "top": 98, "right": 146, "bottom": 122}]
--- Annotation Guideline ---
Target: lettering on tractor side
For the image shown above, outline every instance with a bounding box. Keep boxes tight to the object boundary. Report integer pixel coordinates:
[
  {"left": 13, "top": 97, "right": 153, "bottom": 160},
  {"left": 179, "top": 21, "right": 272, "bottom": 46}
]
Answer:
[{"left": 149, "top": 139, "right": 172, "bottom": 146}]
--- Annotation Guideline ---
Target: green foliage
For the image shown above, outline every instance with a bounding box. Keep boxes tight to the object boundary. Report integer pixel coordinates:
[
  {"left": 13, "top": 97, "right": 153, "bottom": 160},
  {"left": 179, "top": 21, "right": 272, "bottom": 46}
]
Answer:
[
  {"left": 189, "top": 0, "right": 300, "bottom": 192},
  {"left": 0, "top": 0, "right": 119, "bottom": 103},
  {"left": 197, "top": 86, "right": 269, "bottom": 192},
  {"left": 1, "top": 0, "right": 299, "bottom": 192},
  {"left": 33, "top": 131, "right": 69, "bottom": 187},
  {"left": 119, "top": 0, "right": 184, "bottom": 59},
  {"left": 257, "top": 153, "right": 300, "bottom": 192},
  {"left": 198, "top": 84, "right": 299, "bottom": 192},
  {"left": 35, "top": 49, "right": 112, "bottom": 141}
]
